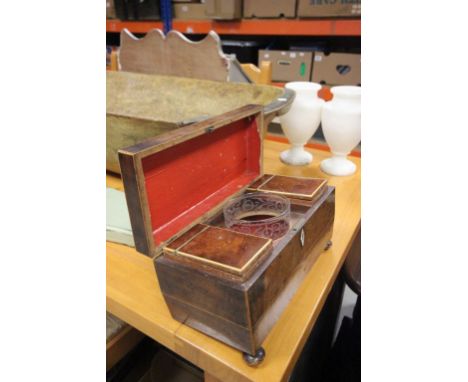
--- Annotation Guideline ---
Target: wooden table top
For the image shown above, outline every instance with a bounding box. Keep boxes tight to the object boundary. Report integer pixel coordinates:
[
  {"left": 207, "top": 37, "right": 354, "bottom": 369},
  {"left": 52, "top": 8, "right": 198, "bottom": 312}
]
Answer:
[{"left": 107, "top": 139, "right": 361, "bottom": 382}]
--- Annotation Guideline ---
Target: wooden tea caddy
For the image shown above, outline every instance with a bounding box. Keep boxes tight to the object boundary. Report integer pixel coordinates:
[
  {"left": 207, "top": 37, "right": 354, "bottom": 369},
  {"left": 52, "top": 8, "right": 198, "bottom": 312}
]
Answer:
[{"left": 118, "top": 105, "right": 335, "bottom": 365}]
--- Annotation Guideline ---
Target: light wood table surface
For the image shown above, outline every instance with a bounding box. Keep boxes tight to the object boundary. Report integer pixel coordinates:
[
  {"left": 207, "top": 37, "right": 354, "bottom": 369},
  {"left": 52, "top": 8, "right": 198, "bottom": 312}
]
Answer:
[{"left": 107, "top": 139, "right": 361, "bottom": 382}]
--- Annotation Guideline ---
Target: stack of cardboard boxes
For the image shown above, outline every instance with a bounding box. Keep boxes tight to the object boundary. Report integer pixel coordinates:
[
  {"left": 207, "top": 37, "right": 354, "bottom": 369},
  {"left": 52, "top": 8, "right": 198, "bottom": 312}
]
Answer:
[
  {"left": 109, "top": 1, "right": 361, "bottom": 21},
  {"left": 172, "top": 0, "right": 361, "bottom": 20},
  {"left": 258, "top": 49, "right": 361, "bottom": 86},
  {"left": 109, "top": 1, "right": 361, "bottom": 87},
  {"left": 244, "top": 0, "right": 360, "bottom": 18}
]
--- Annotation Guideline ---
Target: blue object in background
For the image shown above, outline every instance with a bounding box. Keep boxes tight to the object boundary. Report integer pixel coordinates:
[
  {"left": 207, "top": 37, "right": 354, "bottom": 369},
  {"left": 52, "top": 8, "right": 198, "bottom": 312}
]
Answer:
[{"left": 160, "top": 0, "right": 172, "bottom": 34}]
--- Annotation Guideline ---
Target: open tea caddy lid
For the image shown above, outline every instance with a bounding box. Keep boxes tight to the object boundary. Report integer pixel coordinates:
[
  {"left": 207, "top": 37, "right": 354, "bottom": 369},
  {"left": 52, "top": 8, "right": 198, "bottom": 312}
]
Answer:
[
  {"left": 119, "top": 105, "right": 265, "bottom": 256},
  {"left": 119, "top": 104, "right": 328, "bottom": 279}
]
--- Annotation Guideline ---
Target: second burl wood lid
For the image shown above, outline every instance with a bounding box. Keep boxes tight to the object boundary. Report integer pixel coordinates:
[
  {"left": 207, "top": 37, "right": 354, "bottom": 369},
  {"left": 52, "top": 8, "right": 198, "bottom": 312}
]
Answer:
[{"left": 248, "top": 174, "right": 327, "bottom": 200}]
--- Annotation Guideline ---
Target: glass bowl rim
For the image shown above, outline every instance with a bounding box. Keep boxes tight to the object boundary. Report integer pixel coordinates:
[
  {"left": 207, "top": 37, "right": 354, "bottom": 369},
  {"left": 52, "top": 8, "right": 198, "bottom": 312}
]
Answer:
[{"left": 223, "top": 192, "right": 291, "bottom": 226}]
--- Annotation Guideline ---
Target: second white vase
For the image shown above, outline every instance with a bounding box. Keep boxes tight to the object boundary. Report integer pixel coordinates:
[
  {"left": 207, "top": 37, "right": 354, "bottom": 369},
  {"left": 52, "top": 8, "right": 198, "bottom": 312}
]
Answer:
[
  {"left": 320, "top": 86, "right": 361, "bottom": 176},
  {"left": 279, "top": 82, "right": 324, "bottom": 166}
]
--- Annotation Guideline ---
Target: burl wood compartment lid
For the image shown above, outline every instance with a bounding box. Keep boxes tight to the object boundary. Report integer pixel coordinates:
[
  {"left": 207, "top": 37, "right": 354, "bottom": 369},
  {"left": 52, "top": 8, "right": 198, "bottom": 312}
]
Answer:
[
  {"left": 248, "top": 174, "right": 327, "bottom": 200},
  {"left": 165, "top": 225, "right": 272, "bottom": 277},
  {"left": 118, "top": 105, "right": 264, "bottom": 257}
]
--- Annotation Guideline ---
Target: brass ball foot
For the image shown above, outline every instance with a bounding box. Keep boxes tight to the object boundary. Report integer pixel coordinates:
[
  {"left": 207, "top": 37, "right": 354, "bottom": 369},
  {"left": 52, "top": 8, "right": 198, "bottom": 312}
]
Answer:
[{"left": 243, "top": 347, "right": 266, "bottom": 366}]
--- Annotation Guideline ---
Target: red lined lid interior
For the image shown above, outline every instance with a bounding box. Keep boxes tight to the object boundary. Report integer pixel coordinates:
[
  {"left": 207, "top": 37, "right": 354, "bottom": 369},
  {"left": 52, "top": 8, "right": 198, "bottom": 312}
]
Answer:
[{"left": 142, "top": 117, "right": 261, "bottom": 245}]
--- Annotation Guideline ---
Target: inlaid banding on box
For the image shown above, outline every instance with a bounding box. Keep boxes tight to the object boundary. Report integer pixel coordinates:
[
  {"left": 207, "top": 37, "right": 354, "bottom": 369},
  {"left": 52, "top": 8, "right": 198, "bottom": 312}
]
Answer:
[
  {"left": 165, "top": 224, "right": 209, "bottom": 252},
  {"left": 246, "top": 174, "right": 274, "bottom": 191}
]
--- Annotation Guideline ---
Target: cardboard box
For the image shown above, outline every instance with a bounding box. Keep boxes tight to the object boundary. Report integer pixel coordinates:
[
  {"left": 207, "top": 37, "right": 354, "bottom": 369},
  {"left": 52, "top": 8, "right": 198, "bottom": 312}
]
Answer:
[
  {"left": 106, "top": 0, "right": 116, "bottom": 19},
  {"left": 259, "top": 50, "right": 313, "bottom": 82},
  {"left": 243, "top": 0, "right": 296, "bottom": 18},
  {"left": 173, "top": 3, "right": 209, "bottom": 19},
  {"left": 114, "top": 0, "right": 161, "bottom": 20},
  {"left": 297, "top": 0, "right": 361, "bottom": 17},
  {"left": 311, "top": 52, "right": 361, "bottom": 86},
  {"left": 205, "top": 0, "right": 242, "bottom": 20}
]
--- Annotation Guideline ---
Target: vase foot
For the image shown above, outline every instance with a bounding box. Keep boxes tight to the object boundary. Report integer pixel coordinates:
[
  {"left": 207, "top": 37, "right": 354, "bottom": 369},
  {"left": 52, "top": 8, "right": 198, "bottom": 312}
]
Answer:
[
  {"left": 280, "top": 148, "right": 312, "bottom": 166},
  {"left": 320, "top": 156, "right": 356, "bottom": 176}
]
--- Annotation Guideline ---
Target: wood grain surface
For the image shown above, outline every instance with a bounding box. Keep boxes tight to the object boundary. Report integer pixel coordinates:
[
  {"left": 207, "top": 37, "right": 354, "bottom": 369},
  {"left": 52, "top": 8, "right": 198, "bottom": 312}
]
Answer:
[
  {"left": 119, "top": 29, "right": 231, "bottom": 82},
  {"left": 167, "top": 225, "right": 271, "bottom": 272},
  {"left": 106, "top": 325, "right": 144, "bottom": 371},
  {"left": 107, "top": 140, "right": 361, "bottom": 382},
  {"left": 254, "top": 174, "right": 327, "bottom": 200},
  {"left": 240, "top": 62, "right": 273, "bottom": 85}
]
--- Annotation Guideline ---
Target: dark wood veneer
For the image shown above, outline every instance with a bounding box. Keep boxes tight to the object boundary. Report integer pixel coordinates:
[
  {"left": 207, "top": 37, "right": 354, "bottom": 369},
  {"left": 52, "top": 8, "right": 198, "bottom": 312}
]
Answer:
[{"left": 155, "top": 186, "right": 335, "bottom": 355}]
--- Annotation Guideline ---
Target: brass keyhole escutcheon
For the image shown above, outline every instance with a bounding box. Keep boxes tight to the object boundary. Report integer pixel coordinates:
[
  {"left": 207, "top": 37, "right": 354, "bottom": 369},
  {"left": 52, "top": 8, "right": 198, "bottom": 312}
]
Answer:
[{"left": 300, "top": 229, "right": 305, "bottom": 247}]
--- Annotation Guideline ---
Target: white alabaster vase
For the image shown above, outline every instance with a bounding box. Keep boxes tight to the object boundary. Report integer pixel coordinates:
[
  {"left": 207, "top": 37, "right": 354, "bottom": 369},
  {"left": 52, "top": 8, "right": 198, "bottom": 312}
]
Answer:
[
  {"left": 320, "top": 86, "right": 361, "bottom": 176},
  {"left": 278, "top": 82, "right": 324, "bottom": 166}
]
